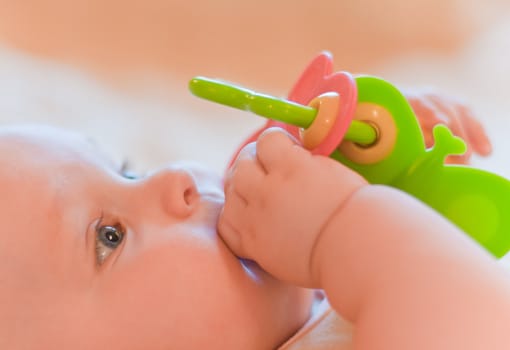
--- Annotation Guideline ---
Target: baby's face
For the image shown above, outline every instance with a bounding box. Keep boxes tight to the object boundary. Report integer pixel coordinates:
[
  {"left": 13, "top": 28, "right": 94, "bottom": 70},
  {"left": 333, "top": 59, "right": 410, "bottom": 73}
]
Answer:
[{"left": 0, "top": 125, "right": 312, "bottom": 349}]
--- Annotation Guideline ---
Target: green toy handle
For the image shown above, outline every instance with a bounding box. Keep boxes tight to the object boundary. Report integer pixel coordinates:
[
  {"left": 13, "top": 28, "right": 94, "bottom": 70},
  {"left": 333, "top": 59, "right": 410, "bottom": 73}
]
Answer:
[{"left": 189, "top": 77, "right": 377, "bottom": 146}]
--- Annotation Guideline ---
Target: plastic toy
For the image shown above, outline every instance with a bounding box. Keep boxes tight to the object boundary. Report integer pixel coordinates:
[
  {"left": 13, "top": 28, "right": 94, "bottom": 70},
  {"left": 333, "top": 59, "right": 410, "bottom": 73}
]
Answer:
[{"left": 189, "top": 52, "right": 510, "bottom": 258}]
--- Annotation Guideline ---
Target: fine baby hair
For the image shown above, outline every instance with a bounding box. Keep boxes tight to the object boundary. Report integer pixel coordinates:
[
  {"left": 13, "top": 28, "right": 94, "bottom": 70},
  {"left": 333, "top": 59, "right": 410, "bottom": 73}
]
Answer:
[{"left": 190, "top": 51, "right": 510, "bottom": 258}]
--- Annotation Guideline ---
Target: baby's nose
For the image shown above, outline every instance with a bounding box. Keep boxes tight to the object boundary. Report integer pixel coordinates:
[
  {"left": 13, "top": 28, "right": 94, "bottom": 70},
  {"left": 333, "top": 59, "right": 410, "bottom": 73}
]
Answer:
[{"left": 144, "top": 167, "right": 200, "bottom": 218}]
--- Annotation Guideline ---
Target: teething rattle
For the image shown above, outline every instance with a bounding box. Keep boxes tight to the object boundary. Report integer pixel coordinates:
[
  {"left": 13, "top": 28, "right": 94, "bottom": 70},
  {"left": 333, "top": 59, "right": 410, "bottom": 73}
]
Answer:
[{"left": 189, "top": 52, "right": 510, "bottom": 258}]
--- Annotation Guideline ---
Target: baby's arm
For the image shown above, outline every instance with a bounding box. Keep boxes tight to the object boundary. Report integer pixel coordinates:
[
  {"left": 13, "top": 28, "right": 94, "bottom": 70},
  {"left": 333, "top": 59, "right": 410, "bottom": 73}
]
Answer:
[
  {"left": 315, "top": 185, "right": 510, "bottom": 349},
  {"left": 219, "top": 128, "right": 510, "bottom": 349}
]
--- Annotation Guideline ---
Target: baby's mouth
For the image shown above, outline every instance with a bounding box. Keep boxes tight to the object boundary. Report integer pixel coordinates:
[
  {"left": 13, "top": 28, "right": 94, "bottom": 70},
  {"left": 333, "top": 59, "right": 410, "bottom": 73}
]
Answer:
[
  {"left": 180, "top": 163, "right": 224, "bottom": 202},
  {"left": 198, "top": 188, "right": 224, "bottom": 203}
]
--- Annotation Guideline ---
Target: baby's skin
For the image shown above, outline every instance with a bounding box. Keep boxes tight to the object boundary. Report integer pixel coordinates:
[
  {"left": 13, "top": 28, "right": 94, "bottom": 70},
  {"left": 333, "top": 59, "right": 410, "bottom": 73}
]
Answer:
[{"left": 219, "top": 127, "right": 510, "bottom": 349}]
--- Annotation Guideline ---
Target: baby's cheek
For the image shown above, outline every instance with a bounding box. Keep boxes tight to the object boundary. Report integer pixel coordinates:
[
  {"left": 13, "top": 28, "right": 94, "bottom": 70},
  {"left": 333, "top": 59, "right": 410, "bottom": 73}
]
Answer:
[
  {"left": 84, "top": 245, "right": 244, "bottom": 346},
  {"left": 82, "top": 226, "right": 303, "bottom": 349}
]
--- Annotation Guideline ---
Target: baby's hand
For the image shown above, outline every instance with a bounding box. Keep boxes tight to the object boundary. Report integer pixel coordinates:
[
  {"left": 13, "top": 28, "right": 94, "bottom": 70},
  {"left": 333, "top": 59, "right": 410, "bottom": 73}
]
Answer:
[
  {"left": 218, "top": 128, "right": 367, "bottom": 286},
  {"left": 406, "top": 91, "right": 492, "bottom": 164}
]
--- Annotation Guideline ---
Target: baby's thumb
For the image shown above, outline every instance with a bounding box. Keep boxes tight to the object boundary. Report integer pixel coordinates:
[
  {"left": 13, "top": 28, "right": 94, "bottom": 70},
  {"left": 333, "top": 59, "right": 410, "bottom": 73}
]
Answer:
[
  {"left": 217, "top": 213, "right": 250, "bottom": 259},
  {"left": 256, "top": 127, "right": 301, "bottom": 172}
]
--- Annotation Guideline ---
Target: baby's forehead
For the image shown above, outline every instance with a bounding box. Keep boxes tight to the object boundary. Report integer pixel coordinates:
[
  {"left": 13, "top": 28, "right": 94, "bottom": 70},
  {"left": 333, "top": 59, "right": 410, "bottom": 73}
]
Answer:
[
  {"left": 0, "top": 124, "right": 117, "bottom": 170},
  {"left": 0, "top": 125, "right": 118, "bottom": 255}
]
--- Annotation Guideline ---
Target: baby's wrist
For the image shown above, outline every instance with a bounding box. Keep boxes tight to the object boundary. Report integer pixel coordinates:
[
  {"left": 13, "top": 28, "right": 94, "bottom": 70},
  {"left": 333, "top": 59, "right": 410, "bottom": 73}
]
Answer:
[{"left": 307, "top": 184, "right": 366, "bottom": 288}]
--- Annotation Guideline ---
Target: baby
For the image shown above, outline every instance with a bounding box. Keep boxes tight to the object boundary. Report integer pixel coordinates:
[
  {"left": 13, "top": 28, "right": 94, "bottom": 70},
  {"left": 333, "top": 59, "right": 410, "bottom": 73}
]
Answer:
[{"left": 0, "top": 97, "right": 508, "bottom": 350}]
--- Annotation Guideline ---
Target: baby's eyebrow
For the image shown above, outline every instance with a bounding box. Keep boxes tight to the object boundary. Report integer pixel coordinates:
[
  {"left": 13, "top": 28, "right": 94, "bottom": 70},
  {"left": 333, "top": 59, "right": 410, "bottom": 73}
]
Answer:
[
  {"left": 119, "top": 160, "right": 139, "bottom": 179},
  {"left": 81, "top": 136, "right": 127, "bottom": 176},
  {"left": 120, "top": 160, "right": 130, "bottom": 174}
]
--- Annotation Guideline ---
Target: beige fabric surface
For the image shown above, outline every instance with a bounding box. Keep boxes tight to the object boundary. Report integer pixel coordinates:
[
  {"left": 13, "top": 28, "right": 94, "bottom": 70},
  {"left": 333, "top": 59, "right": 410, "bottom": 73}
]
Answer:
[{"left": 279, "top": 300, "right": 353, "bottom": 350}]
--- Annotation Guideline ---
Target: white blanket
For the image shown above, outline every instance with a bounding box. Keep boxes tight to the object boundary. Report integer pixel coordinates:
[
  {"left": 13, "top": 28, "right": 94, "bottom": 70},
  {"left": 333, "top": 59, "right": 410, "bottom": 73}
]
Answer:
[{"left": 0, "top": 17, "right": 509, "bottom": 178}]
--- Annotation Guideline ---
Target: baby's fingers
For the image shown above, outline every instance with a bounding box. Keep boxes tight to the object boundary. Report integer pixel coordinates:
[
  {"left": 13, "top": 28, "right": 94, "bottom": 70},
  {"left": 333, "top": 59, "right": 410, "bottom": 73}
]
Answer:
[
  {"left": 219, "top": 145, "right": 263, "bottom": 259},
  {"left": 218, "top": 187, "right": 252, "bottom": 259},
  {"left": 256, "top": 127, "right": 300, "bottom": 174},
  {"left": 456, "top": 106, "right": 492, "bottom": 156}
]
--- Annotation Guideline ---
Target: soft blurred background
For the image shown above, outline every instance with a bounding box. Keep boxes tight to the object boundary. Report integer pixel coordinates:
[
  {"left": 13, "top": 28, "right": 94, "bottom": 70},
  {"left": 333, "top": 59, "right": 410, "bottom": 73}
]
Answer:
[{"left": 0, "top": 0, "right": 509, "bottom": 178}]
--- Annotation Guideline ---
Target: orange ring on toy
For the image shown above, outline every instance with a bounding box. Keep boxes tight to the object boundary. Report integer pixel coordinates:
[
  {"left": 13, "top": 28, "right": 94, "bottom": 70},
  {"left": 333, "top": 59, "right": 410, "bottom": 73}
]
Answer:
[
  {"left": 300, "top": 92, "right": 340, "bottom": 150},
  {"left": 337, "top": 102, "right": 396, "bottom": 164}
]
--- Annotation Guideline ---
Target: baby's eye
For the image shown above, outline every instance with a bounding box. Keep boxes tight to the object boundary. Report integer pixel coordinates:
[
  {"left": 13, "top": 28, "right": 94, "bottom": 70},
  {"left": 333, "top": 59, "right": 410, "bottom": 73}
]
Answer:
[{"left": 95, "top": 224, "right": 125, "bottom": 265}]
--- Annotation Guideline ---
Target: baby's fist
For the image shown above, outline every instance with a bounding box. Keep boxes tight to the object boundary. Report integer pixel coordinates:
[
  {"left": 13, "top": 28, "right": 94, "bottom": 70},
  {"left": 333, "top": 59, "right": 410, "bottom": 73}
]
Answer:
[{"left": 218, "top": 128, "right": 367, "bottom": 286}]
